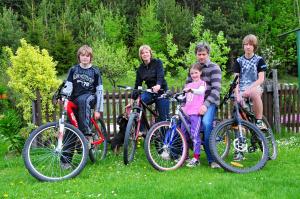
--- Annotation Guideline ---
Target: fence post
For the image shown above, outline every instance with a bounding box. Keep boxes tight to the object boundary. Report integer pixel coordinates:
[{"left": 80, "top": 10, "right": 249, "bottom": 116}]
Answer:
[{"left": 272, "top": 69, "right": 281, "bottom": 134}]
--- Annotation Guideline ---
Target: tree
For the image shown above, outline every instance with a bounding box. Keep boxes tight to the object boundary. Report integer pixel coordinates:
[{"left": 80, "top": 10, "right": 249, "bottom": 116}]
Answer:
[
  {"left": 134, "top": 0, "right": 163, "bottom": 53},
  {"left": 157, "top": 0, "right": 193, "bottom": 52},
  {"left": 5, "top": 39, "right": 60, "bottom": 122},
  {"left": 92, "top": 40, "right": 130, "bottom": 88},
  {"left": 0, "top": 7, "right": 23, "bottom": 50}
]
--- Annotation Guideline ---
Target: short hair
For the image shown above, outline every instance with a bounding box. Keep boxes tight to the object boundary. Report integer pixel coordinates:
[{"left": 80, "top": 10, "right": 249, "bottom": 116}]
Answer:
[
  {"left": 190, "top": 62, "right": 203, "bottom": 73},
  {"left": 243, "top": 34, "right": 258, "bottom": 51},
  {"left": 194, "top": 42, "right": 211, "bottom": 54},
  {"left": 139, "top": 44, "right": 152, "bottom": 59},
  {"left": 77, "top": 45, "right": 93, "bottom": 63}
]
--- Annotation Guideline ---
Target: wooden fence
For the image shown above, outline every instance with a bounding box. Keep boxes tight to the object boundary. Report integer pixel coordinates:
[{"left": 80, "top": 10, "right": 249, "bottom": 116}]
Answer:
[{"left": 32, "top": 83, "right": 300, "bottom": 139}]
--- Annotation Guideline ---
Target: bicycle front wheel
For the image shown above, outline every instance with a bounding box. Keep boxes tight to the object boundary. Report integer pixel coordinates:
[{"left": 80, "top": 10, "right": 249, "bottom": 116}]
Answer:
[
  {"left": 89, "top": 118, "right": 108, "bottom": 163},
  {"left": 209, "top": 119, "right": 269, "bottom": 173},
  {"left": 23, "top": 122, "right": 88, "bottom": 182},
  {"left": 262, "top": 116, "right": 277, "bottom": 160},
  {"left": 123, "top": 113, "right": 138, "bottom": 165},
  {"left": 144, "top": 121, "right": 188, "bottom": 171}
]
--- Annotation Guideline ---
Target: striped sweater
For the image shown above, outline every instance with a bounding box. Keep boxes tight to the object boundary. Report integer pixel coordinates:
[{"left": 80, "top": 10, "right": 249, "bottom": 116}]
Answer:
[{"left": 200, "top": 60, "right": 222, "bottom": 107}]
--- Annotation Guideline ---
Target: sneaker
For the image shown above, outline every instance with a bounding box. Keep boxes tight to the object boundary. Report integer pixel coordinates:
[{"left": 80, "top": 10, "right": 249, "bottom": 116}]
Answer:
[
  {"left": 186, "top": 158, "right": 200, "bottom": 167},
  {"left": 61, "top": 162, "right": 72, "bottom": 170},
  {"left": 233, "top": 151, "right": 245, "bottom": 161},
  {"left": 256, "top": 120, "right": 267, "bottom": 130},
  {"left": 160, "top": 150, "right": 170, "bottom": 160},
  {"left": 210, "top": 162, "right": 221, "bottom": 169}
]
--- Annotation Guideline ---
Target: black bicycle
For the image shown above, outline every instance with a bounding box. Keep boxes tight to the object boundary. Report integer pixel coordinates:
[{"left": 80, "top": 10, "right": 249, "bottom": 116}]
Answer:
[
  {"left": 209, "top": 76, "right": 269, "bottom": 173},
  {"left": 117, "top": 86, "right": 162, "bottom": 165}
]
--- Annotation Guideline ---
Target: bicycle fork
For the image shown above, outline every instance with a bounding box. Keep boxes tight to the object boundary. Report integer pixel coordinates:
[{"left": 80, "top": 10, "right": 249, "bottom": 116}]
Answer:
[{"left": 233, "top": 106, "right": 248, "bottom": 153}]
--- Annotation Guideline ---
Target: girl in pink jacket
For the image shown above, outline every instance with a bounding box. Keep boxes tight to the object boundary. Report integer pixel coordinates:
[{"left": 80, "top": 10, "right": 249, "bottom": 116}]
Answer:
[{"left": 181, "top": 63, "right": 206, "bottom": 167}]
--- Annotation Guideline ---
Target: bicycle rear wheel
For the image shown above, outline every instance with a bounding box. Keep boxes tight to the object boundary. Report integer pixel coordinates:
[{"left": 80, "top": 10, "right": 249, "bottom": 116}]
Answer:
[
  {"left": 209, "top": 119, "right": 269, "bottom": 173},
  {"left": 144, "top": 121, "right": 188, "bottom": 171},
  {"left": 23, "top": 122, "right": 88, "bottom": 181},
  {"left": 123, "top": 113, "right": 138, "bottom": 165},
  {"left": 89, "top": 118, "right": 108, "bottom": 163},
  {"left": 262, "top": 116, "right": 277, "bottom": 160}
]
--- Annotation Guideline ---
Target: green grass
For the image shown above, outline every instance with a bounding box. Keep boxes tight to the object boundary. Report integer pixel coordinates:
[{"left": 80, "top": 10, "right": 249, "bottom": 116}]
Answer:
[{"left": 0, "top": 135, "right": 300, "bottom": 199}]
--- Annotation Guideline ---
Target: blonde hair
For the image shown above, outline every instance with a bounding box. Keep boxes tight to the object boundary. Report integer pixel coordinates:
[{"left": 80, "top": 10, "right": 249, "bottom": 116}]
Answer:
[
  {"left": 138, "top": 45, "right": 152, "bottom": 59},
  {"left": 243, "top": 34, "right": 258, "bottom": 51},
  {"left": 77, "top": 45, "right": 93, "bottom": 63}
]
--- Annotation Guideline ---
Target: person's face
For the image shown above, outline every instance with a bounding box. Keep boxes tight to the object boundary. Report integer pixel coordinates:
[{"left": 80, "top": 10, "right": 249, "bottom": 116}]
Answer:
[
  {"left": 190, "top": 68, "right": 201, "bottom": 82},
  {"left": 196, "top": 50, "right": 209, "bottom": 64},
  {"left": 79, "top": 53, "right": 91, "bottom": 65},
  {"left": 140, "top": 49, "right": 151, "bottom": 63},
  {"left": 243, "top": 43, "right": 254, "bottom": 55}
]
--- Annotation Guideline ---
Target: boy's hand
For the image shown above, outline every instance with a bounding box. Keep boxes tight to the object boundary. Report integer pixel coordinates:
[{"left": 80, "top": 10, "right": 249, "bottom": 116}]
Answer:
[{"left": 94, "top": 111, "right": 101, "bottom": 119}]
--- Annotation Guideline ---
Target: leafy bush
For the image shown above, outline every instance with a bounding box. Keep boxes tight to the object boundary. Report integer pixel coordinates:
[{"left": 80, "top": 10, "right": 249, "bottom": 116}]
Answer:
[
  {"left": 0, "top": 109, "right": 24, "bottom": 153},
  {"left": 5, "top": 39, "right": 60, "bottom": 122}
]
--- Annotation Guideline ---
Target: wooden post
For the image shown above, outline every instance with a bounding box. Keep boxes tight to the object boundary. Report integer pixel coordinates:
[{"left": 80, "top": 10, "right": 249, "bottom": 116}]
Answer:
[{"left": 272, "top": 69, "right": 281, "bottom": 134}]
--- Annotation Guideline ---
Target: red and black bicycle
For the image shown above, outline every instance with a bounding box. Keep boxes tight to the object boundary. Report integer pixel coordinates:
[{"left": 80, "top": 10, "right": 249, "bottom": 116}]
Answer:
[{"left": 23, "top": 82, "right": 108, "bottom": 181}]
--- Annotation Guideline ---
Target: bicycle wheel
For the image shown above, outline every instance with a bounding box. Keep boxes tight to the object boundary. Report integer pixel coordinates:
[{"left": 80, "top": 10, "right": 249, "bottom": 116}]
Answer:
[
  {"left": 144, "top": 121, "right": 188, "bottom": 171},
  {"left": 262, "top": 116, "right": 277, "bottom": 160},
  {"left": 123, "top": 113, "right": 138, "bottom": 165},
  {"left": 89, "top": 118, "right": 108, "bottom": 163},
  {"left": 209, "top": 119, "right": 269, "bottom": 173},
  {"left": 23, "top": 122, "right": 88, "bottom": 182}
]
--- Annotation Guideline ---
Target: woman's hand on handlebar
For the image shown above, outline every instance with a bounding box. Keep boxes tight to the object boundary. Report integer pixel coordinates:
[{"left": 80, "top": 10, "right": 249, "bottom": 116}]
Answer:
[{"left": 152, "top": 84, "right": 161, "bottom": 93}]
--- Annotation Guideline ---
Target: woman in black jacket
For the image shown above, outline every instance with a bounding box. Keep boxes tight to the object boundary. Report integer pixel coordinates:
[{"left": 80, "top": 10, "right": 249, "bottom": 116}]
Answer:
[{"left": 131, "top": 44, "right": 170, "bottom": 122}]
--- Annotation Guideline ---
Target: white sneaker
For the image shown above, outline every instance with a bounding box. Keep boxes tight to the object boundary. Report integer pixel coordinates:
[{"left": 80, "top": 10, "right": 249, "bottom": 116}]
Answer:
[
  {"left": 160, "top": 150, "right": 170, "bottom": 160},
  {"left": 186, "top": 158, "right": 200, "bottom": 167},
  {"left": 210, "top": 162, "right": 221, "bottom": 169}
]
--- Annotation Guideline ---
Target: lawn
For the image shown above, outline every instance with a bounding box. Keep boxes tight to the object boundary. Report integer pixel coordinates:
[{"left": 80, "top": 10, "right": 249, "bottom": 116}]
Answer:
[{"left": 0, "top": 135, "right": 300, "bottom": 199}]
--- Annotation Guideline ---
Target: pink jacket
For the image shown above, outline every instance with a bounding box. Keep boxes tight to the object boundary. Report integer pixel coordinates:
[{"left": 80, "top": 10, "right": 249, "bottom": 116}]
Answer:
[{"left": 182, "top": 80, "right": 206, "bottom": 115}]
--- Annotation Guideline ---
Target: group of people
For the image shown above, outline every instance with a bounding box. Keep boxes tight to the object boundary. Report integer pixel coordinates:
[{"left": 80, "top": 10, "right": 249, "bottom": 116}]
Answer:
[{"left": 62, "top": 34, "right": 267, "bottom": 169}]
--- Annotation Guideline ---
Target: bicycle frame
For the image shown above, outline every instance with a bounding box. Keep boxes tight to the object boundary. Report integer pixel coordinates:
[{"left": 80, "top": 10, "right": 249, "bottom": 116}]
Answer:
[
  {"left": 130, "top": 92, "right": 159, "bottom": 140},
  {"left": 62, "top": 98, "right": 106, "bottom": 146}
]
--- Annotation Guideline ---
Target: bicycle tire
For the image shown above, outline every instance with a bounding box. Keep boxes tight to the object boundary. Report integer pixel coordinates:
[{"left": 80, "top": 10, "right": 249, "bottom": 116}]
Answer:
[
  {"left": 123, "top": 113, "right": 138, "bottom": 165},
  {"left": 209, "top": 119, "right": 269, "bottom": 173},
  {"left": 262, "top": 116, "right": 277, "bottom": 160},
  {"left": 89, "top": 118, "right": 108, "bottom": 163},
  {"left": 144, "top": 121, "right": 188, "bottom": 171},
  {"left": 23, "top": 122, "right": 88, "bottom": 182}
]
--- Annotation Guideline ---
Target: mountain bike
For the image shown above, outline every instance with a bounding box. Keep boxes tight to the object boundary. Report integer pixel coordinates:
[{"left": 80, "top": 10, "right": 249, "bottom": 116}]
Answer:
[
  {"left": 117, "top": 85, "right": 162, "bottom": 165},
  {"left": 209, "top": 76, "right": 269, "bottom": 173},
  {"left": 220, "top": 77, "right": 277, "bottom": 160},
  {"left": 144, "top": 91, "right": 229, "bottom": 171},
  {"left": 23, "top": 82, "right": 108, "bottom": 182}
]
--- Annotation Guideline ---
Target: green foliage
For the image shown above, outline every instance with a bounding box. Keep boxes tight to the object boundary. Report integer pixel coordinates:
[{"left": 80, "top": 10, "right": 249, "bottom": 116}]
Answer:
[
  {"left": 0, "top": 7, "right": 23, "bottom": 50},
  {"left": 51, "top": 30, "right": 77, "bottom": 75},
  {"left": 92, "top": 40, "right": 131, "bottom": 88},
  {"left": 135, "top": 0, "right": 163, "bottom": 52},
  {"left": 157, "top": 0, "right": 193, "bottom": 51},
  {"left": 0, "top": 109, "right": 24, "bottom": 153},
  {"left": 5, "top": 39, "right": 60, "bottom": 122}
]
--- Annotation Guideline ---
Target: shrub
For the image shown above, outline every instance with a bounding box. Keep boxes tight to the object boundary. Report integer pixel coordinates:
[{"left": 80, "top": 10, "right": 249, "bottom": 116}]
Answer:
[{"left": 0, "top": 109, "right": 24, "bottom": 153}]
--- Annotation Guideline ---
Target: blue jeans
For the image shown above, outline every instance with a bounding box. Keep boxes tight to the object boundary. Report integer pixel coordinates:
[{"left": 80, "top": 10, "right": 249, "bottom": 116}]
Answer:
[
  {"left": 202, "top": 104, "right": 216, "bottom": 164},
  {"left": 141, "top": 92, "right": 170, "bottom": 122}
]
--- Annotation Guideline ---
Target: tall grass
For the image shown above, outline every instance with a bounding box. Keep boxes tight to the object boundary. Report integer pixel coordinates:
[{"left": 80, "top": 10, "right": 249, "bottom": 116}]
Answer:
[{"left": 0, "top": 135, "right": 300, "bottom": 199}]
